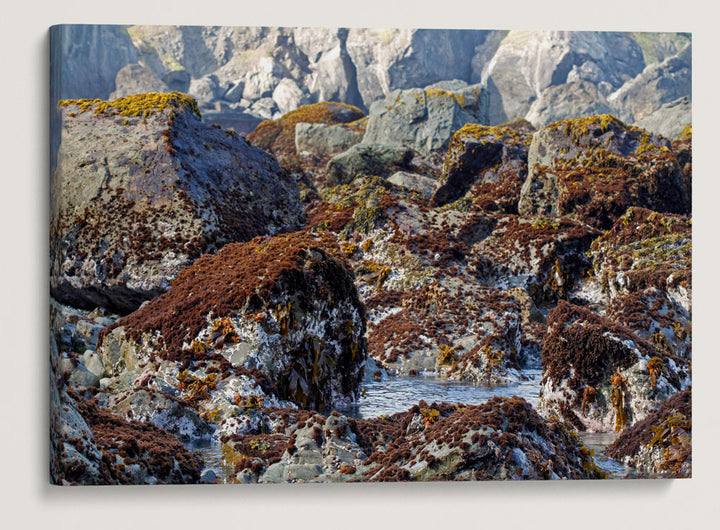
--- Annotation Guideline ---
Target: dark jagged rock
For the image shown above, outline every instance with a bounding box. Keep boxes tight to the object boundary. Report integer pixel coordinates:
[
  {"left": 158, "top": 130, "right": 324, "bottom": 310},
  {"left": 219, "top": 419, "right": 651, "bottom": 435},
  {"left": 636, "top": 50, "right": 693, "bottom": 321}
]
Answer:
[
  {"left": 519, "top": 114, "right": 690, "bottom": 229},
  {"left": 605, "top": 388, "right": 691, "bottom": 477},
  {"left": 51, "top": 92, "right": 305, "bottom": 314},
  {"left": 97, "top": 230, "right": 367, "bottom": 411},
  {"left": 538, "top": 301, "right": 689, "bottom": 433},
  {"left": 432, "top": 123, "right": 532, "bottom": 208}
]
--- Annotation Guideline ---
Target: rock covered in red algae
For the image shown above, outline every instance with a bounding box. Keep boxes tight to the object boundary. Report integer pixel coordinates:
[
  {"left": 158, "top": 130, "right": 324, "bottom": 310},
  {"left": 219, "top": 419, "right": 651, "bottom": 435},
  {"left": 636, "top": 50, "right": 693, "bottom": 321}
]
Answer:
[
  {"left": 605, "top": 388, "right": 691, "bottom": 477},
  {"left": 51, "top": 92, "right": 305, "bottom": 314},
  {"left": 518, "top": 115, "right": 690, "bottom": 229},
  {"left": 97, "top": 230, "right": 367, "bottom": 413},
  {"left": 222, "top": 397, "right": 605, "bottom": 483},
  {"left": 537, "top": 300, "right": 690, "bottom": 433}
]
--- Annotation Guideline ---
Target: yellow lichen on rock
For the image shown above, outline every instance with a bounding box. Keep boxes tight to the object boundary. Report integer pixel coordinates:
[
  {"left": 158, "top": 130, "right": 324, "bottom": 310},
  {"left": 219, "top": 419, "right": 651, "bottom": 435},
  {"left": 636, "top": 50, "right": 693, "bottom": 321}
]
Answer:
[{"left": 59, "top": 91, "right": 202, "bottom": 119}]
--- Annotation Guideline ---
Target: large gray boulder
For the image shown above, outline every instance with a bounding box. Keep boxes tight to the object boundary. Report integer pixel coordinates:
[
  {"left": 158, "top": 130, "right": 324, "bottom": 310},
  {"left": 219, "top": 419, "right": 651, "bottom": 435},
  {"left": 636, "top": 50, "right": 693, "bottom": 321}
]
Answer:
[
  {"left": 51, "top": 92, "right": 305, "bottom": 313},
  {"left": 480, "top": 31, "right": 645, "bottom": 124},
  {"left": 608, "top": 44, "right": 692, "bottom": 123},
  {"left": 361, "top": 82, "right": 489, "bottom": 155},
  {"left": 110, "top": 64, "right": 169, "bottom": 99},
  {"left": 525, "top": 80, "right": 614, "bottom": 128},
  {"left": 325, "top": 144, "right": 415, "bottom": 186},
  {"left": 636, "top": 96, "right": 692, "bottom": 139},
  {"left": 295, "top": 122, "right": 364, "bottom": 157}
]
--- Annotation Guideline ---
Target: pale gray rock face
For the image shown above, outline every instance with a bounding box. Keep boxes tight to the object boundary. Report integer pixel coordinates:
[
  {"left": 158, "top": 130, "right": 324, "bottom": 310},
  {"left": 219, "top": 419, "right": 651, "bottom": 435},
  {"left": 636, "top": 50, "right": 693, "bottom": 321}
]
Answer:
[
  {"left": 346, "top": 28, "right": 491, "bottom": 108},
  {"left": 273, "top": 78, "right": 309, "bottom": 115},
  {"left": 608, "top": 44, "right": 692, "bottom": 123},
  {"left": 480, "top": 31, "right": 645, "bottom": 124},
  {"left": 188, "top": 75, "right": 222, "bottom": 108},
  {"left": 110, "top": 64, "right": 169, "bottom": 99},
  {"left": 361, "top": 83, "right": 489, "bottom": 155},
  {"left": 50, "top": 96, "right": 305, "bottom": 313},
  {"left": 295, "top": 122, "right": 364, "bottom": 157},
  {"left": 387, "top": 171, "right": 439, "bottom": 198},
  {"left": 635, "top": 96, "right": 691, "bottom": 139},
  {"left": 525, "top": 81, "right": 614, "bottom": 128}
]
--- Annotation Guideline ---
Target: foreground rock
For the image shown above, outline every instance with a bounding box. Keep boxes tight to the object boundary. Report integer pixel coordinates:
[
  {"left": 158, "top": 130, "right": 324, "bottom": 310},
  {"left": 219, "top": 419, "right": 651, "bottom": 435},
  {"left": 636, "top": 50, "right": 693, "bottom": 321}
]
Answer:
[
  {"left": 519, "top": 115, "right": 690, "bottom": 229},
  {"left": 538, "top": 301, "right": 689, "bottom": 433},
  {"left": 51, "top": 92, "right": 305, "bottom": 313},
  {"left": 98, "top": 230, "right": 367, "bottom": 411},
  {"left": 219, "top": 397, "right": 605, "bottom": 483},
  {"left": 605, "top": 388, "right": 691, "bottom": 477}
]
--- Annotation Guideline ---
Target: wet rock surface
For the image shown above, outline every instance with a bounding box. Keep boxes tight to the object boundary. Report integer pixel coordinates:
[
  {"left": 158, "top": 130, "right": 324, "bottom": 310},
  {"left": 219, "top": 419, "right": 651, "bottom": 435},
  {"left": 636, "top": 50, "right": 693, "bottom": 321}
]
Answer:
[
  {"left": 51, "top": 93, "right": 305, "bottom": 314},
  {"left": 50, "top": 28, "right": 693, "bottom": 485}
]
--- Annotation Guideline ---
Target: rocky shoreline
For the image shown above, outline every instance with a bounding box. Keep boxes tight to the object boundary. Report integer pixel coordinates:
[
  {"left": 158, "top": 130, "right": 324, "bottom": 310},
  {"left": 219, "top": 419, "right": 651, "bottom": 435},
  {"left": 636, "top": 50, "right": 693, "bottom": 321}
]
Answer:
[{"left": 50, "top": 28, "right": 692, "bottom": 485}]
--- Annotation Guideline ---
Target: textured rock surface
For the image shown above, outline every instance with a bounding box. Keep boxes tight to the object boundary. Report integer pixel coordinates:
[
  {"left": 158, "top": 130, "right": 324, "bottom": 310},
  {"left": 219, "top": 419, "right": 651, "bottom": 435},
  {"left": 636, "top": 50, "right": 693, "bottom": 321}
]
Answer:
[
  {"left": 325, "top": 144, "right": 415, "bottom": 186},
  {"left": 361, "top": 82, "right": 489, "bottom": 155},
  {"left": 50, "top": 93, "right": 304, "bottom": 313},
  {"left": 432, "top": 122, "right": 532, "bottom": 207},
  {"left": 525, "top": 81, "right": 614, "bottom": 128},
  {"left": 295, "top": 122, "right": 364, "bottom": 158},
  {"left": 480, "top": 31, "right": 645, "bottom": 124},
  {"left": 110, "top": 64, "right": 169, "bottom": 99},
  {"left": 97, "top": 231, "right": 367, "bottom": 411},
  {"left": 608, "top": 44, "right": 692, "bottom": 123},
  {"left": 636, "top": 96, "right": 691, "bottom": 139},
  {"left": 219, "top": 397, "right": 604, "bottom": 483},
  {"left": 605, "top": 388, "right": 691, "bottom": 477},
  {"left": 519, "top": 115, "right": 689, "bottom": 228},
  {"left": 538, "top": 301, "right": 689, "bottom": 433}
]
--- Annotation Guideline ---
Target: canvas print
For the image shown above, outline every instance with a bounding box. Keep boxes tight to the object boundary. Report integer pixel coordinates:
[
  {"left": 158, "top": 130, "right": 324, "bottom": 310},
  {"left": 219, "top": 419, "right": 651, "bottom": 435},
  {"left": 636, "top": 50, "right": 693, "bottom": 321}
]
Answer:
[{"left": 49, "top": 25, "right": 692, "bottom": 485}]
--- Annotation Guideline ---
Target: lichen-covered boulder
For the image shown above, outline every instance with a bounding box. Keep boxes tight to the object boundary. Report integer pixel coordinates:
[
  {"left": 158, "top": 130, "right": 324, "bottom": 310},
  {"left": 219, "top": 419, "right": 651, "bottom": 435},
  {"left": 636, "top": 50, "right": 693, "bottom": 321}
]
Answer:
[
  {"left": 605, "top": 388, "right": 691, "bottom": 477},
  {"left": 325, "top": 144, "right": 415, "bottom": 186},
  {"left": 538, "top": 301, "right": 690, "bottom": 433},
  {"left": 432, "top": 122, "right": 532, "bottom": 208},
  {"left": 246, "top": 101, "right": 365, "bottom": 163},
  {"left": 361, "top": 82, "right": 489, "bottom": 155},
  {"left": 97, "top": 231, "right": 367, "bottom": 411},
  {"left": 518, "top": 114, "right": 690, "bottom": 229},
  {"left": 51, "top": 92, "right": 305, "bottom": 313}
]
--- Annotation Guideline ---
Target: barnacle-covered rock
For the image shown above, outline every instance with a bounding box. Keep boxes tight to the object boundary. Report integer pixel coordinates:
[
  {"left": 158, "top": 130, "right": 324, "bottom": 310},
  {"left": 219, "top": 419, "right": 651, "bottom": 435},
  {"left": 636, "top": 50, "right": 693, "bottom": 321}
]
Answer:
[
  {"left": 97, "top": 230, "right": 367, "bottom": 411},
  {"left": 51, "top": 92, "right": 305, "bottom": 313},
  {"left": 582, "top": 207, "right": 691, "bottom": 358},
  {"left": 219, "top": 398, "right": 603, "bottom": 483},
  {"left": 356, "top": 398, "right": 604, "bottom": 481},
  {"left": 466, "top": 214, "right": 601, "bottom": 306},
  {"left": 605, "top": 388, "right": 691, "bottom": 477},
  {"left": 361, "top": 82, "right": 489, "bottom": 155},
  {"left": 537, "top": 301, "right": 689, "bottom": 433},
  {"left": 432, "top": 122, "right": 533, "bottom": 208},
  {"left": 518, "top": 114, "right": 690, "bottom": 229}
]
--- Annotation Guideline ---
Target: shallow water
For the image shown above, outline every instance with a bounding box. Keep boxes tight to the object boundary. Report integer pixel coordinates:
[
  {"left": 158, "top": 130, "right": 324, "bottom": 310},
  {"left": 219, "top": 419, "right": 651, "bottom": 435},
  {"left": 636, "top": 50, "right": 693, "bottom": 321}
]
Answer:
[
  {"left": 190, "top": 368, "right": 633, "bottom": 482},
  {"left": 337, "top": 369, "right": 543, "bottom": 419}
]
